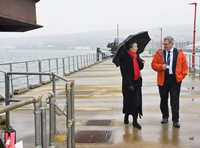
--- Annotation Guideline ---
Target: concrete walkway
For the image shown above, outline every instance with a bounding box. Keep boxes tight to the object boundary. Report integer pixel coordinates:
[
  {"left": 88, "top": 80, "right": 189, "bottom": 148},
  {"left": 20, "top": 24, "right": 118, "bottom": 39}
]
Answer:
[{"left": 1, "top": 56, "right": 200, "bottom": 148}]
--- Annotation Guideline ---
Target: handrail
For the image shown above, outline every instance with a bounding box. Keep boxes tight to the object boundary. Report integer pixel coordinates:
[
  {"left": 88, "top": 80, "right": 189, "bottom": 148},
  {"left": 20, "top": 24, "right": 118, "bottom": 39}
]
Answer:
[
  {"left": 0, "top": 93, "right": 53, "bottom": 114},
  {"left": 0, "top": 52, "right": 111, "bottom": 94}
]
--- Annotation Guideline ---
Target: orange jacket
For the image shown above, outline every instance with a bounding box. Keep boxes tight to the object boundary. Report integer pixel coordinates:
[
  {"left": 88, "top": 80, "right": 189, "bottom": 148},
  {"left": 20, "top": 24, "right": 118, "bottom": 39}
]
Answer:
[{"left": 151, "top": 48, "right": 188, "bottom": 86}]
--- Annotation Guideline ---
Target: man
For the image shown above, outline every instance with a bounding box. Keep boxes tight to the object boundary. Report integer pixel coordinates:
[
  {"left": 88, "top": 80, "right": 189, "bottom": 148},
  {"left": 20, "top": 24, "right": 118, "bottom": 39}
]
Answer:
[{"left": 151, "top": 36, "right": 188, "bottom": 128}]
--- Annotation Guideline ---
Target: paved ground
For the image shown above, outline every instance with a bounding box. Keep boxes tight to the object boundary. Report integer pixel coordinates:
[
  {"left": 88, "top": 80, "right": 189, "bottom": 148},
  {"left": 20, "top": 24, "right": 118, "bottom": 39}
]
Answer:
[{"left": 0, "top": 56, "right": 200, "bottom": 148}]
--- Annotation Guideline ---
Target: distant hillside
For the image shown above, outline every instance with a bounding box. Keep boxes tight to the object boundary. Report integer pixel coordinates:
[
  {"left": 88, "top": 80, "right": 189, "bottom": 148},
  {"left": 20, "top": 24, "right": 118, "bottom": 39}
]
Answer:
[{"left": 0, "top": 24, "right": 199, "bottom": 50}]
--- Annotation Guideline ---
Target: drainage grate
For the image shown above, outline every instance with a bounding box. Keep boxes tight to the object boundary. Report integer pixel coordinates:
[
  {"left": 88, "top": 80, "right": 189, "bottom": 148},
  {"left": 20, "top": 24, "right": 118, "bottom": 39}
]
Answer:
[
  {"left": 75, "top": 130, "right": 112, "bottom": 143},
  {"left": 85, "top": 120, "right": 112, "bottom": 126}
]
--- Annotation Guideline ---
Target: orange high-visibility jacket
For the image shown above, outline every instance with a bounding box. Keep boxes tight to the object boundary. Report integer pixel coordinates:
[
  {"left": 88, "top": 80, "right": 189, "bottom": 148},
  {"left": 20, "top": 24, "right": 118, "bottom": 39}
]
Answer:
[{"left": 151, "top": 48, "right": 188, "bottom": 86}]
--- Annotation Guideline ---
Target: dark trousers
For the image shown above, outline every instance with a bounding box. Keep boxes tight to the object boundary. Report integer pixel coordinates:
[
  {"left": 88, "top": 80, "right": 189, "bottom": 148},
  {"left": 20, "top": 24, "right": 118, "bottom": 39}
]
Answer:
[{"left": 158, "top": 75, "right": 181, "bottom": 122}]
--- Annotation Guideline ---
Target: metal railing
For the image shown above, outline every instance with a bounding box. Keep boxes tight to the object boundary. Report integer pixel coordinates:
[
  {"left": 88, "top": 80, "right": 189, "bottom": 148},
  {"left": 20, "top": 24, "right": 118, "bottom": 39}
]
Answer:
[
  {"left": 185, "top": 53, "right": 200, "bottom": 76},
  {"left": 0, "top": 71, "right": 75, "bottom": 148},
  {"left": 151, "top": 51, "right": 200, "bottom": 76},
  {"left": 0, "top": 52, "right": 111, "bottom": 95}
]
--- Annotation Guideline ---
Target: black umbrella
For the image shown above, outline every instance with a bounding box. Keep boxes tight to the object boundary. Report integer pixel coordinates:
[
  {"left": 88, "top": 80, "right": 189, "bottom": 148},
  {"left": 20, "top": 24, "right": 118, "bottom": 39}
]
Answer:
[{"left": 112, "top": 31, "right": 151, "bottom": 67}]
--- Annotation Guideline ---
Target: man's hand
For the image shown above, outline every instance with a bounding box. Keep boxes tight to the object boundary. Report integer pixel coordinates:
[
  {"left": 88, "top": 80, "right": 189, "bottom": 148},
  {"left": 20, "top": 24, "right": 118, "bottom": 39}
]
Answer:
[{"left": 162, "top": 64, "right": 167, "bottom": 70}]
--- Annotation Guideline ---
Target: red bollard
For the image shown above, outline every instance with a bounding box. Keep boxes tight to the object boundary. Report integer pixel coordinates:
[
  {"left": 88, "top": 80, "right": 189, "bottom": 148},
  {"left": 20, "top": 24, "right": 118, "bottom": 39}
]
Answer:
[{"left": 5, "top": 129, "right": 16, "bottom": 148}]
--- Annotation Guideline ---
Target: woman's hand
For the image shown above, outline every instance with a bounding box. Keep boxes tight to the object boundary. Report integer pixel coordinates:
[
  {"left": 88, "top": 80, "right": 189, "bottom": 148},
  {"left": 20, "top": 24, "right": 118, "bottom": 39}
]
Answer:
[{"left": 128, "top": 86, "right": 134, "bottom": 92}]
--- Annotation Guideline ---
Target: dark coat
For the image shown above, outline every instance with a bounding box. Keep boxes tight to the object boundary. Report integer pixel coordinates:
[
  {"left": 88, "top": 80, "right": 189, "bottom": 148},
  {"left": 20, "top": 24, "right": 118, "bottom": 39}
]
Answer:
[{"left": 120, "top": 51, "right": 144, "bottom": 116}]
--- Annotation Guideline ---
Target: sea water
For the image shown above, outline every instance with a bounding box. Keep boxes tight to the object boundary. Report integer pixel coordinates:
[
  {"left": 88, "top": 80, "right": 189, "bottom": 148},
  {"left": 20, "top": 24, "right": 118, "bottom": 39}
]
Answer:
[{"left": 0, "top": 49, "right": 101, "bottom": 93}]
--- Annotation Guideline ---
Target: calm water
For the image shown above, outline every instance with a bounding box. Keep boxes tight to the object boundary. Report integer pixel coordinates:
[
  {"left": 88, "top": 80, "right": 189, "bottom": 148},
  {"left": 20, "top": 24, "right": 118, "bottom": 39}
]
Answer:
[
  {"left": 0, "top": 49, "right": 104, "bottom": 93},
  {"left": 0, "top": 49, "right": 198, "bottom": 94}
]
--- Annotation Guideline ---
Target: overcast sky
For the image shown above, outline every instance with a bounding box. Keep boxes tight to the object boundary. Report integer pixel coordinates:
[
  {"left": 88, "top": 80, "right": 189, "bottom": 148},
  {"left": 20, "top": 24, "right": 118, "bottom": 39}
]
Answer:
[{"left": 0, "top": 0, "right": 199, "bottom": 38}]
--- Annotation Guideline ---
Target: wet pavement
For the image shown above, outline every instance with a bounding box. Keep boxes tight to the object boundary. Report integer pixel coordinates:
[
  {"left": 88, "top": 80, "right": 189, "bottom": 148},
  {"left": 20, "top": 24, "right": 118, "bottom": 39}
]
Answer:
[{"left": 1, "top": 57, "right": 200, "bottom": 148}]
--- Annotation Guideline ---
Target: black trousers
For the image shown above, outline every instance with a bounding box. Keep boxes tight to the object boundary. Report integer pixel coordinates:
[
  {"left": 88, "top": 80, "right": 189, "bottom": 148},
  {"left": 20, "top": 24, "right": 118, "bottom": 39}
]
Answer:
[{"left": 158, "top": 75, "right": 181, "bottom": 122}]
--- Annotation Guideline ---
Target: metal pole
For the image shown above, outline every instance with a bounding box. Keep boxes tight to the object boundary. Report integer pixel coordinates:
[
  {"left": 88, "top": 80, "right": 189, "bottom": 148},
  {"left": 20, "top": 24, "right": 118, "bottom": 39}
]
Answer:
[
  {"left": 71, "top": 82, "right": 75, "bottom": 148},
  {"left": 26, "top": 62, "right": 29, "bottom": 91},
  {"left": 34, "top": 101, "right": 41, "bottom": 147},
  {"left": 84, "top": 55, "right": 85, "bottom": 67},
  {"left": 49, "top": 59, "right": 51, "bottom": 80},
  {"left": 38, "top": 60, "right": 42, "bottom": 85},
  {"left": 73, "top": 56, "right": 75, "bottom": 71},
  {"left": 56, "top": 58, "right": 58, "bottom": 74},
  {"left": 52, "top": 73, "right": 57, "bottom": 134},
  {"left": 77, "top": 56, "right": 79, "bottom": 70},
  {"left": 152, "top": 40, "right": 153, "bottom": 55},
  {"left": 68, "top": 57, "right": 70, "bottom": 72},
  {"left": 41, "top": 96, "right": 47, "bottom": 148},
  {"left": 66, "top": 82, "right": 72, "bottom": 148},
  {"left": 63, "top": 58, "right": 65, "bottom": 76},
  {"left": 189, "top": 2, "right": 197, "bottom": 72},
  {"left": 5, "top": 74, "right": 10, "bottom": 129},
  {"left": 87, "top": 55, "right": 88, "bottom": 66},
  {"left": 49, "top": 75, "right": 56, "bottom": 147},
  {"left": 80, "top": 55, "right": 82, "bottom": 68},
  {"left": 9, "top": 63, "right": 14, "bottom": 96}
]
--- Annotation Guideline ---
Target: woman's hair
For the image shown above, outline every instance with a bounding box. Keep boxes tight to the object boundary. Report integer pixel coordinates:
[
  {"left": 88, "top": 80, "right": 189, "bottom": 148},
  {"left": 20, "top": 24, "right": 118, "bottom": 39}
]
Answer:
[
  {"left": 164, "top": 36, "right": 174, "bottom": 44},
  {"left": 126, "top": 40, "right": 137, "bottom": 49}
]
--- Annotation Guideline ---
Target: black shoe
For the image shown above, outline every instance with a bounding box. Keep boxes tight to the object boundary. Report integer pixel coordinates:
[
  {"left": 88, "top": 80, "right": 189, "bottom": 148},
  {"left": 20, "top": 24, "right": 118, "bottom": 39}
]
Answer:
[
  {"left": 124, "top": 115, "right": 129, "bottom": 124},
  {"left": 161, "top": 118, "right": 168, "bottom": 124},
  {"left": 173, "top": 122, "right": 180, "bottom": 128},
  {"left": 133, "top": 121, "right": 141, "bottom": 129}
]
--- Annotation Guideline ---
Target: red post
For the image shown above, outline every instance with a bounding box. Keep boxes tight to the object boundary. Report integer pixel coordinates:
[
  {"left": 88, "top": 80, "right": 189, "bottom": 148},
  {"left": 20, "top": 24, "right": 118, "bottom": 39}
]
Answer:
[
  {"left": 159, "top": 28, "right": 162, "bottom": 50},
  {"left": 189, "top": 2, "right": 197, "bottom": 70}
]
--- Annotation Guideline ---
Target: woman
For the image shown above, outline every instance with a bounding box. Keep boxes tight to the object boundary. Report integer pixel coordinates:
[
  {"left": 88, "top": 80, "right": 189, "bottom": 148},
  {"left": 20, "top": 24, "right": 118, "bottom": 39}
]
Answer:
[{"left": 120, "top": 41, "right": 144, "bottom": 129}]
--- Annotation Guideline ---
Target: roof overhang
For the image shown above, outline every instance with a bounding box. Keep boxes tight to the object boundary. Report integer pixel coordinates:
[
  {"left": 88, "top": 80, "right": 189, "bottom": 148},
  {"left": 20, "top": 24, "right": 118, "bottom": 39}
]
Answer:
[
  {"left": 0, "top": 14, "right": 43, "bottom": 32},
  {"left": 0, "top": 0, "right": 43, "bottom": 32}
]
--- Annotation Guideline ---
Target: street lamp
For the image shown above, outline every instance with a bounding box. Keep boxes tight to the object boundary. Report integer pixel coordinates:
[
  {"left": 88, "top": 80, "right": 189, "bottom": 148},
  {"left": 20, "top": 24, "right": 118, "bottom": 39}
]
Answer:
[
  {"left": 159, "top": 28, "right": 162, "bottom": 50},
  {"left": 189, "top": 2, "right": 197, "bottom": 71}
]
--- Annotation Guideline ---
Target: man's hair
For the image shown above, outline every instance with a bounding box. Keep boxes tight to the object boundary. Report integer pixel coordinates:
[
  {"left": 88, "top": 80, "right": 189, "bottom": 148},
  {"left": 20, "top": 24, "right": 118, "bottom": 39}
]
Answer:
[
  {"left": 126, "top": 40, "right": 137, "bottom": 49},
  {"left": 164, "top": 36, "right": 174, "bottom": 44}
]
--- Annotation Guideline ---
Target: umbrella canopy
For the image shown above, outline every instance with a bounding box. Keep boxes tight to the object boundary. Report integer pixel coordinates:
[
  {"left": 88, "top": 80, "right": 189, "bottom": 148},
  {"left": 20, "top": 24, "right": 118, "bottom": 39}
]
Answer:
[{"left": 112, "top": 31, "right": 151, "bottom": 67}]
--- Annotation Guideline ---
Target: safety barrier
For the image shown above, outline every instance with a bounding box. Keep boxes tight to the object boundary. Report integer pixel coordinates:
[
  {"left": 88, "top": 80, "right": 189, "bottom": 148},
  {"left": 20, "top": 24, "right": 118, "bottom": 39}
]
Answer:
[
  {"left": 151, "top": 51, "right": 200, "bottom": 76},
  {"left": 0, "top": 71, "right": 75, "bottom": 148},
  {"left": 0, "top": 52, "right": 111, "bottom": 96}
]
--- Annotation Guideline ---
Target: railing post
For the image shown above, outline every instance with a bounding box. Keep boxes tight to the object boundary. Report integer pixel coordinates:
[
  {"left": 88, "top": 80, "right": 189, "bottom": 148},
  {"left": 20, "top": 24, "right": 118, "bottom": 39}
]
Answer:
[
  {"left": 80, "top": 55, "right": 82, "bottom": 68},
  {"left": 71, "top": 81, "right": 75, "bottom": 148},
  {"left": 77, "top": 56, "right": 79, "bottom": 70},
  {"left": 199, "top": 55, "right": 200, "bottom": 76},
  {"left": 38, "top": 60, "right": 42, "bottom": 85},
  {"left": 52, "top": 73, "right": 57, "bottom": 134},
  {"left": 73, "top": 56, "right": 75, "bottom": 71},
  {"left": 63, "top": 58, "right": 65, "bottom": 76},
  {"left": 5, "top": 73, "right": 10, "bottom": 129},
  {"left": 34, "top": 101, "right": 41, "bottom": 148},
  {"left": 49, "top": 59, "right": 51, "bottom": 80},
  {"left": 66, "top": 82, "right": 72, "bottom": 148},
  {"left": 68, "top": 57, "right": 70, "bottom": 72},
  {"left": 49, "top": 74, "right": 56, "bottom": 147},
  {"left": 26, "top": 62, "right": 29, "bottom": 91},
  {"left": 56, "top": 58, "right": 58, "bottom": 74},
  {"left": 41, "top": 96, "right": 47, "bottom": 148},
  {"left": 84, "top": 55, "right": 85, "bottom": 67},
  {"left": 9, "top": 63, "right": 14, "bottom": 96},
  {"left": 87, "top": 55, "right": 88, "bottom": 66}
]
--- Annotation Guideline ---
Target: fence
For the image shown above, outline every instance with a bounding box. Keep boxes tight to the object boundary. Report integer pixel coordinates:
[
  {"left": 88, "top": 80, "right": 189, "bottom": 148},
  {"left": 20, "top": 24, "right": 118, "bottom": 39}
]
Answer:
[
  {"left": 0, "top": 52, "right": 111, "bottom": 96},
  {"left": 0, "top": 72, "right": 75, "bottom": 148},
  {"left": 151, "top": 50, "right": 200, "bottom": 76},
  {"left": 0, "top": 52, "right": 111, "bottom": 147}
]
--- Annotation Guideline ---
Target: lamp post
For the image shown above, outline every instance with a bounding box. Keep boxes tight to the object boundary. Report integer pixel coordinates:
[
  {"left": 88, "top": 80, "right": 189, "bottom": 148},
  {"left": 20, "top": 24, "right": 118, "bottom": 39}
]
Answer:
[
  {"left": 159, "top": 28, "right": 162, "bottom": 50},
  {"left": 189, "top": 2, "right": 197, "bottom": 71}
]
